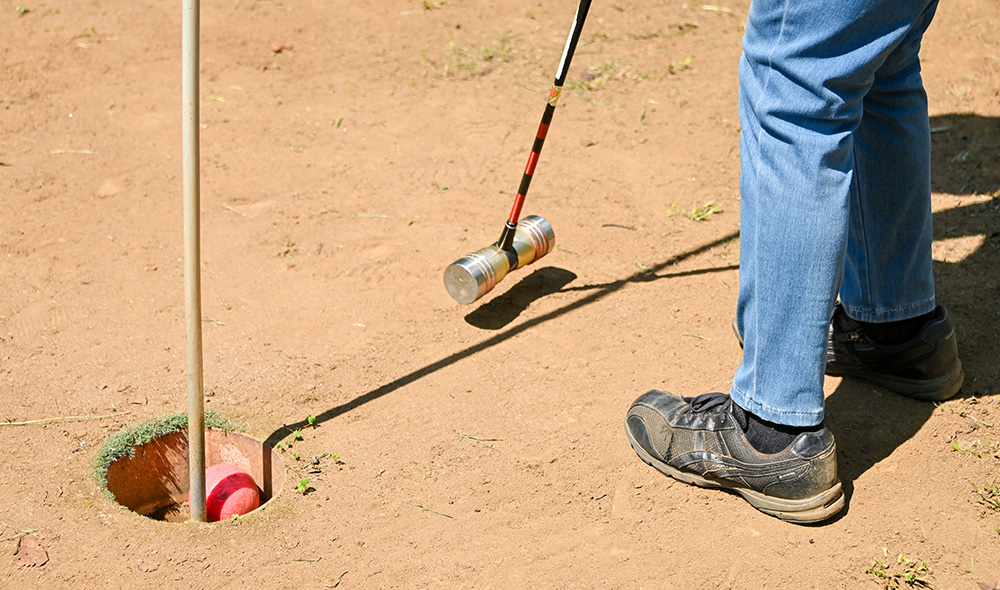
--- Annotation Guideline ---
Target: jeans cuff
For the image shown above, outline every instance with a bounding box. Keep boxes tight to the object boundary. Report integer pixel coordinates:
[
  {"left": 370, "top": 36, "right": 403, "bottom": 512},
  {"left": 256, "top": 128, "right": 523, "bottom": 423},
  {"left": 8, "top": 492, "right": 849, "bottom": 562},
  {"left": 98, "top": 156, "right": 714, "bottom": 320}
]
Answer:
[
  {"left": 730, "top": 386, "right": 825, "bottom": 427},
  {"left": 840, "top": 297, "right": 936, "bottom": 323}
]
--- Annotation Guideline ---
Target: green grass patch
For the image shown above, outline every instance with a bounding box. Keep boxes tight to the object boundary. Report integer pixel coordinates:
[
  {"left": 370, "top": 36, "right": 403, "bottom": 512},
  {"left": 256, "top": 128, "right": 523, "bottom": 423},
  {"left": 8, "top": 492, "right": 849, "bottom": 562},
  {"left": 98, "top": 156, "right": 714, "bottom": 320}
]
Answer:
[
  {"left": 92, "top": 410, "right": 241, "bottom": 496},
  {"left": 667, "top": 57, "right": 692, "bottom": 74},
  {"left": 669, "top": 201, "right": 723, "bottom": 222},
  {"left": 443, "top": 34, "right": 517, "bottom": 78},
  {"left": 970, "top": 479, "right": 1000, "bottom": 512},
  {"left": 865, "top": 549, "right": 933, "bottom": 589}
]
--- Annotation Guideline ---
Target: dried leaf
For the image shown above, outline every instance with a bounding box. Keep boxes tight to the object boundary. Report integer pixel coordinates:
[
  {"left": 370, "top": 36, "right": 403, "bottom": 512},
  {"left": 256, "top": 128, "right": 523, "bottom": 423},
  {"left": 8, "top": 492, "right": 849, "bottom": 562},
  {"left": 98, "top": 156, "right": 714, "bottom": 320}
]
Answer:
[{"left": 15, "top": 536, "right": 48, "bottom": 567}]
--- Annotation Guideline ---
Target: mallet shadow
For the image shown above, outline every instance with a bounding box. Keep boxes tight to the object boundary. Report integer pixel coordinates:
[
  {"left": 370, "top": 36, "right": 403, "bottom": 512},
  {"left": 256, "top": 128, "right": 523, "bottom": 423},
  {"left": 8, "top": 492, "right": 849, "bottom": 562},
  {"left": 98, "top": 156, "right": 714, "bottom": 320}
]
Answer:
[
  {"left": 264, "top": 230, "right": 741, "bottom": 446},
  {"left": 464, "top": 267, "right": 579, "bottom": 330}
]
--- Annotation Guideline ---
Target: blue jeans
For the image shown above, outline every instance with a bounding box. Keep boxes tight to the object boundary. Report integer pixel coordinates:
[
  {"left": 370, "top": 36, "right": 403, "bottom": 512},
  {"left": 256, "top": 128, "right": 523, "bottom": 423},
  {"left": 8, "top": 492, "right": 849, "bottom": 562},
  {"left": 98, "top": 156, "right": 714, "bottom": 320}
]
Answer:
[{"left": 731, "top": 0, "right": 939, "bottom": 426}]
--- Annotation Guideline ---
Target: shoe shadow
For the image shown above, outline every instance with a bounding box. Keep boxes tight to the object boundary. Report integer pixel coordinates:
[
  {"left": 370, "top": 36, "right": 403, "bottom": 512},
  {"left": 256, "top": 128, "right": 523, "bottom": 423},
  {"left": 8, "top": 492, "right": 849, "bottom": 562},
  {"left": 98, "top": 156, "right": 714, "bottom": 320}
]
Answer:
[{"left": 823, "top": 380, "right": 935, "bottom": 514}]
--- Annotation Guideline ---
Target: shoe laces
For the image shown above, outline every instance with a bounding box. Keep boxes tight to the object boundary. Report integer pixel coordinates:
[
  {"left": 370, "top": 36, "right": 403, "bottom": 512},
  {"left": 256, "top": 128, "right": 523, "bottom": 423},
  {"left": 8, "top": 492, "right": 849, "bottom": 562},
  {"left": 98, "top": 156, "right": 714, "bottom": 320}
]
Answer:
[
  {"left": 682, "top": 392, "right": 751, "bottom": 430},
  {"left": 682, "top": 392, "right": 731, "bottom": 414}
]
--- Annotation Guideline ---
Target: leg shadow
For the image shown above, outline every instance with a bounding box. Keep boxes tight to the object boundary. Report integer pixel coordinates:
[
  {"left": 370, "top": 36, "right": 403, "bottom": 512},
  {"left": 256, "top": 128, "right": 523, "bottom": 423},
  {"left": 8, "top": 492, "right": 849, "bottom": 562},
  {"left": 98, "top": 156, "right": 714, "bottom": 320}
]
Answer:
[{"left": 821, "top": 114, "right": 1000, "bottom": 512}]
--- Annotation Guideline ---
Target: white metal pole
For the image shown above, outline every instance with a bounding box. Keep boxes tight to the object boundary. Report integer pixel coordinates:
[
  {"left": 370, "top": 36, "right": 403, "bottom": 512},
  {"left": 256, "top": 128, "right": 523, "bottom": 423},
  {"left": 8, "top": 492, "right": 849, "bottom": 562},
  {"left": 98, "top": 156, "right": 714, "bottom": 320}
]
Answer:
[{"left": 182, "top": 0, "right": 206, "bottom": 523}]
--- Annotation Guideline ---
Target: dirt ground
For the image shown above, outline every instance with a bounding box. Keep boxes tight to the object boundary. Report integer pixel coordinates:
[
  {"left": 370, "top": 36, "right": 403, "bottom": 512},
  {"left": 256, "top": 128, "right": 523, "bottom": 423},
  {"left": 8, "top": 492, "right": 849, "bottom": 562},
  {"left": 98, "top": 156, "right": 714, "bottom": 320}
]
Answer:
[{"left": 2, "top": 0, "right": 1000, "bottom": 587}]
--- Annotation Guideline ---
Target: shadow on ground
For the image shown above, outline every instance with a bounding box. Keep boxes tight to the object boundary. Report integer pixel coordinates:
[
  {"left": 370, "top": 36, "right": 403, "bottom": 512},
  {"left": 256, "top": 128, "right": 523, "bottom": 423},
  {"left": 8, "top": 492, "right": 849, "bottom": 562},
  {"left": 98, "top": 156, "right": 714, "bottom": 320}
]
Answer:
[
  {"left": 823, "top": 113, "right": 1000, "bottom": 515},
  {"left": 267, "top": 116, "right": 1000, "bottom": 509},
  {"left": 264, "top": 230, "right": 740, "bottom": 446},
  {"left": 929, "top": 112, "right": 1000, "bottom": 196},
  {"left": 464, "top": 267, "right": 578, "bottom": 330},
  {"left": 929, "top": 113, "right": 1000, "bottom": 399}
]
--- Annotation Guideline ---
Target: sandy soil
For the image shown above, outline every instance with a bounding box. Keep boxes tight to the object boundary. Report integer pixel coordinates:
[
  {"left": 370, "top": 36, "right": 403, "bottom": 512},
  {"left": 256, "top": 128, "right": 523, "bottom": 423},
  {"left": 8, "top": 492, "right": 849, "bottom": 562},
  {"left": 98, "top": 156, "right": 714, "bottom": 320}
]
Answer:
[{"left": 2, "top": 0, "right": 1000, "bottom": 587}]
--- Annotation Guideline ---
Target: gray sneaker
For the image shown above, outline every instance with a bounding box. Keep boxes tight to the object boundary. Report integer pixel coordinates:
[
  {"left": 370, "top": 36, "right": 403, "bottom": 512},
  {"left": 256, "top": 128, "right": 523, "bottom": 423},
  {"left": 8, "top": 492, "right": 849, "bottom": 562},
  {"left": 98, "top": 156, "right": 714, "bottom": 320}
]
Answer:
[{"left": 625, "top": 390, "right": 844, "bottom": 524}]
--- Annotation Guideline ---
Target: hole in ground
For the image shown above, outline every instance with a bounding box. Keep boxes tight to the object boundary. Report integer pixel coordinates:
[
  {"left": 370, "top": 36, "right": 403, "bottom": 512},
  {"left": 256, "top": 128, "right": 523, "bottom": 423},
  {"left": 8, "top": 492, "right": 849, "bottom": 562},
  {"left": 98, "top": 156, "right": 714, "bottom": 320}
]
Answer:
[{"left": 103, "top": 429, "right": 285, "bottom": 522}]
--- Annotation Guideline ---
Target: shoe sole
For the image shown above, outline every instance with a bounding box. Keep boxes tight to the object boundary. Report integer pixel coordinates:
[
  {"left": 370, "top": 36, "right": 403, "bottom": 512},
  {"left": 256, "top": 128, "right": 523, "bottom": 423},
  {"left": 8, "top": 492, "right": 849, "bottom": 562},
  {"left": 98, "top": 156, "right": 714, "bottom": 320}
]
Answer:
[
  {"left": 826, "top": 361, "right": 964, "bottom": 402},
  {"left": 625, "top": 425, "right": 845, "bottom": 524}
]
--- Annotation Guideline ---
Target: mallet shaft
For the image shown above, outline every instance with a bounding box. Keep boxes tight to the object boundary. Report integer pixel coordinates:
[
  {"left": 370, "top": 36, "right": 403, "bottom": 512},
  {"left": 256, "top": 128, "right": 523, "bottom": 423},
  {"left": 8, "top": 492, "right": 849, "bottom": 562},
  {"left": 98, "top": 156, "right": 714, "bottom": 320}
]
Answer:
[{"left": 497, "top": 0, "right": 592, "bottom": 252}]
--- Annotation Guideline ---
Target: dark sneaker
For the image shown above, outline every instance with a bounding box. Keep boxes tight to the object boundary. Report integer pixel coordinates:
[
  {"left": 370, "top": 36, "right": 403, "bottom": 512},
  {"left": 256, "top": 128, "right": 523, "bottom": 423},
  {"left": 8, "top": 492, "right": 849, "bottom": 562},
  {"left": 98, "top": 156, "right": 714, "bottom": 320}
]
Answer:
[
  {"left": 625, "top": 391, "right": 844, "bottom": 524},
  {"left": 731, "top": 304, "right": 964, "bottom": 401},
  {"left": 825, "top": 303, "right": 963, "bottom": 401}
]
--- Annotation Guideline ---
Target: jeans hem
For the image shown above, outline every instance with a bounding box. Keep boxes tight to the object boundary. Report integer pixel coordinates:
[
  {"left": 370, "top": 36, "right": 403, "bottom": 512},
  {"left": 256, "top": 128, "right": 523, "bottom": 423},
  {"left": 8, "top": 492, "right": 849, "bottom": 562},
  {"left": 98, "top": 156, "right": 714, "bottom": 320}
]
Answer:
[
  {"left": 841, "top": 297, "right": 936, "bottom": 323},
  {"left": 730, "top": 386, "right": 825, "bottom": 428}
]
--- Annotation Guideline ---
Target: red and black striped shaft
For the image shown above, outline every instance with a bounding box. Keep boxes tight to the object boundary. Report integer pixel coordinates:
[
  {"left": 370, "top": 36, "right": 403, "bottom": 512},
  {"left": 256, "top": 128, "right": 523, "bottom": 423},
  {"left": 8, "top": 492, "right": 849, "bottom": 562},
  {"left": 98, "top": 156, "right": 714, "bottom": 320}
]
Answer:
[{"left": 497, "top": 0, "right": 592, "bottom": 252}]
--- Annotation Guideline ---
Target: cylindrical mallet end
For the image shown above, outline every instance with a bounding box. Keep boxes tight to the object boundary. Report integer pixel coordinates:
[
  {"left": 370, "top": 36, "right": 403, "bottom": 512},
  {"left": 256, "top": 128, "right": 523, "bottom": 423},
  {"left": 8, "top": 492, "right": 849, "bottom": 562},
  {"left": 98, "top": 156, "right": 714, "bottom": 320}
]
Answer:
[
  {"left": 444, "top": 245, "right": 512, "bottom": 304},
  {"left": 511, "top": 215, "right": 556, "bottom": 269}
]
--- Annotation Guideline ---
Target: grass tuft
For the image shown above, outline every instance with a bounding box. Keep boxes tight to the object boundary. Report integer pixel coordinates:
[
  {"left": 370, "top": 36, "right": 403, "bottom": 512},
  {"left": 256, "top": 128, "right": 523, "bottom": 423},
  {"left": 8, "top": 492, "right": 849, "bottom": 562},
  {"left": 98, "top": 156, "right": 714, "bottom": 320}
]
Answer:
[
  {"left": 865, "top": 548, "right": 934, "bottom": 589},
  {"left": 969, "top": 479, "right": 1000, "bottom": 512},
  {"left": 92, "top": 410, "right": 241, "bottom": 496},
  {"left": 443, "top": 34, "right": 517, "bottom": 78},
  {"left": 669, "top": 201, "right": 724, "bottom": 222}
]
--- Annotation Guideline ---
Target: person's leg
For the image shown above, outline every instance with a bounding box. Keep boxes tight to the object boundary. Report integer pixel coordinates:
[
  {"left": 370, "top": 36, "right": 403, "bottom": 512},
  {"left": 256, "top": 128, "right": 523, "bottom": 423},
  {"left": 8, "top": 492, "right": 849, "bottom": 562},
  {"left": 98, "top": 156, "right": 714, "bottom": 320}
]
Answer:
[
  {"left": 732, "top": 20, "right": 963, "bottom": 401},
  {"left": 731, "top": 0, "right": 939, "bottom": 427},
  {"left": 824, "top": 0, "right": 963, "bottom": 401},
  {"left": 625, "top": 0, "right": 943, "bottom": 524},
  {"left": 841, "top": 3, "right": 938, "bottom": 322}
]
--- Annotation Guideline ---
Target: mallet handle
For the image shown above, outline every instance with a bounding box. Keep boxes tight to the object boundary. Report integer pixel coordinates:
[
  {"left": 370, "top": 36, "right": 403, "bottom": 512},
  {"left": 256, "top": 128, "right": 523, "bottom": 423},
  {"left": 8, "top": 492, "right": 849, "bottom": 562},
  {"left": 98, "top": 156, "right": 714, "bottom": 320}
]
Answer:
[{"left": 498, "top": 0, "right": 592, "bottom": 251}]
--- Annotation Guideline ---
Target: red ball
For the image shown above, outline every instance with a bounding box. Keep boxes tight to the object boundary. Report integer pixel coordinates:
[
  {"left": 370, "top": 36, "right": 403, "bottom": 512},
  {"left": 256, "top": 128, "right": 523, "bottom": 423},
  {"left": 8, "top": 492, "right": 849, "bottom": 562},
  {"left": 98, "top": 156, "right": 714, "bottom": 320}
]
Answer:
[{"left": 197, "top": 463, "right": 260, "bottom": 521}]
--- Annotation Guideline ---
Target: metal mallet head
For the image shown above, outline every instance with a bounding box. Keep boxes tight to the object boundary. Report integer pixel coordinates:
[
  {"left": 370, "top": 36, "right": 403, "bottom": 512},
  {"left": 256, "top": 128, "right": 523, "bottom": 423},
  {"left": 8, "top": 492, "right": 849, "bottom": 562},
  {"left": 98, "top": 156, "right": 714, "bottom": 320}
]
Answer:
[
  {"left": 444, "top": 215, "right": 555, "bottom": 304},
  {"left": 443, "top": 0, "right": 590, "bottom": 305}
]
